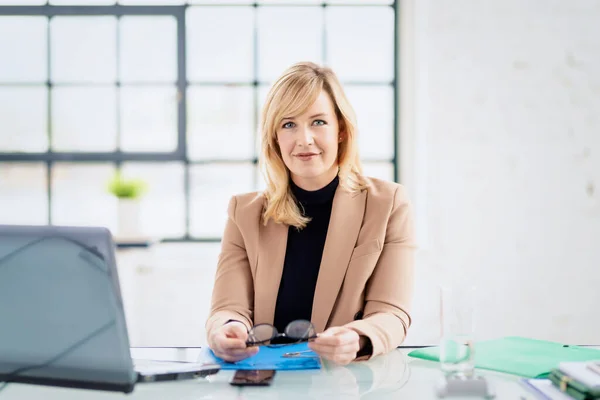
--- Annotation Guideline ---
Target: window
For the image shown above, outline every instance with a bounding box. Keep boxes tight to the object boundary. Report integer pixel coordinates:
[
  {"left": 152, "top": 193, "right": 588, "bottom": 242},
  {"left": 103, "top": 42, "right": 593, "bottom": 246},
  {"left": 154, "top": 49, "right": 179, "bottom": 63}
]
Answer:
[{"left": 0, "top": 1, "right": 398, "bottom": 243}]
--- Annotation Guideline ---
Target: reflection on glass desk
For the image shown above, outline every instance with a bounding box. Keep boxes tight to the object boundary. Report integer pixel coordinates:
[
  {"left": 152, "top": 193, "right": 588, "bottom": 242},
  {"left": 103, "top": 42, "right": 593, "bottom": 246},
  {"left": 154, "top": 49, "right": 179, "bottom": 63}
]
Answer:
[{"left": 2, "top": 346, "right": 591, "bottom": 399}]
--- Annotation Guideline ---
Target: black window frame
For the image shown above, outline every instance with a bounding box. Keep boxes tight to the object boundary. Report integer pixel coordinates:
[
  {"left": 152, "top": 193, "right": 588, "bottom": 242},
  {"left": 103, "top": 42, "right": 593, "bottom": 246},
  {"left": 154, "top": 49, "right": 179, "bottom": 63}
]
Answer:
[{"left": 0, "top": 1, "right": 399, "bottom": 243}]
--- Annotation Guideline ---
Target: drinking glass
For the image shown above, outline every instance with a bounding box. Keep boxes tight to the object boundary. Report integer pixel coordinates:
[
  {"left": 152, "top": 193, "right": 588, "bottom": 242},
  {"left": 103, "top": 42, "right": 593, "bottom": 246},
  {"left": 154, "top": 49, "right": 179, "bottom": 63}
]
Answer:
[{"left": 439, "top": 285, "right": 476, "bottom": 377}]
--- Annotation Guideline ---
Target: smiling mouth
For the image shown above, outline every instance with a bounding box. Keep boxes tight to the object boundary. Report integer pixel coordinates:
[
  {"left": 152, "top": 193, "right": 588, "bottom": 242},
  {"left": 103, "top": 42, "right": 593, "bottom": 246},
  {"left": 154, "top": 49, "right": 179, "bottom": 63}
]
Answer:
[{"left": 295, "top": 153, "right": 320, "bottom": 158}]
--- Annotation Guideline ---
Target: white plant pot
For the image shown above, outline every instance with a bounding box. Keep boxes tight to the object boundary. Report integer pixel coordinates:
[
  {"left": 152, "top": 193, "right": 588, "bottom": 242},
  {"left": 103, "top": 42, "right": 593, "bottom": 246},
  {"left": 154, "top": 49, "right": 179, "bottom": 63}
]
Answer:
[{"left": 117, "top": 198, "right": 142, "bottom": 240}]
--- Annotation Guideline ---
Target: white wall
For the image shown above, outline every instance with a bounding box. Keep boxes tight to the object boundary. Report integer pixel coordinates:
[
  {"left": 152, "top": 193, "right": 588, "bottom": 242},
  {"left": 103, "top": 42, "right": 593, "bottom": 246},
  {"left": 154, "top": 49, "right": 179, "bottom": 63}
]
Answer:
[
  {"left": 401, "top": 0, "right": 600, "bottom": 345},
  {"left": 117, "top": 244, "right": 220, "bottom": 347},
  {"left": 119, "top": 0, "right": 600, "bottom": 348}
]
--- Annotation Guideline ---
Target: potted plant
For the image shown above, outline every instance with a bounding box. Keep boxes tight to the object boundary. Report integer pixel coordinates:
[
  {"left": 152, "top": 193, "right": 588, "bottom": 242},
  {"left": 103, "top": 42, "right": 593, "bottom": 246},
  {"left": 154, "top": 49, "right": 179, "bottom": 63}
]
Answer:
[{"left": 107, "top": 172, "right": 147, "bottom": 240}]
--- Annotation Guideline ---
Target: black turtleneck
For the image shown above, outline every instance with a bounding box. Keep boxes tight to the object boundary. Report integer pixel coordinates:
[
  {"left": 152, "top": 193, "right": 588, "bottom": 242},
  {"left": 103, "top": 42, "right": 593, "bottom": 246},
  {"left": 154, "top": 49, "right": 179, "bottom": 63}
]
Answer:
[{"left": 273, "top": 176, "right": 339, "bottom": 335}]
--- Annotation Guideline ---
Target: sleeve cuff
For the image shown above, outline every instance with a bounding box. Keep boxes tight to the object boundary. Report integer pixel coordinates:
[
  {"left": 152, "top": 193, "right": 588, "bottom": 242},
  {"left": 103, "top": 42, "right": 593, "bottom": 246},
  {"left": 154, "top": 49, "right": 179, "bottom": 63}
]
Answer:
[
  {"left": 346, "top": 321, "right": 380, "bottom": 360},
  {"left": 356, "top": 335, "right": 373, "bottom": 359},
  {"left": 344, "top": 319, "right": 388, "bottom": 360}
]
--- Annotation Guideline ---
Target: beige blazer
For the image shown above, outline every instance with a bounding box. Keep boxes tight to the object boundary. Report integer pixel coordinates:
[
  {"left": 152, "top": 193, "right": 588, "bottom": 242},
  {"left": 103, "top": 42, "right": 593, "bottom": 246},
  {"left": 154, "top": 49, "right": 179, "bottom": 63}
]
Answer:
[{"left": 206, "top": 177, "right": 416, "bottom": 358}]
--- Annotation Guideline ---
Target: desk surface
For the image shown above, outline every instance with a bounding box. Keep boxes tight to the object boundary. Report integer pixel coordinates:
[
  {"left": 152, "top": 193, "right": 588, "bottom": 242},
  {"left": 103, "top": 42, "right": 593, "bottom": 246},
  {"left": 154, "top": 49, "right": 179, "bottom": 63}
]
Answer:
[{"left": 0, "top": 346, "right": 579, "bottom": 399}]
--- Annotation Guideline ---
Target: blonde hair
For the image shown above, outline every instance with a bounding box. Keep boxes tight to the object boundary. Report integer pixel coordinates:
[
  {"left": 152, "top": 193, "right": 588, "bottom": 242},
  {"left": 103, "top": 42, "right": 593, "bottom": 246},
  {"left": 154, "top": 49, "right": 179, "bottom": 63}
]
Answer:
[{"left": 259, "top": 62, "right": 368, "bottom": 229}]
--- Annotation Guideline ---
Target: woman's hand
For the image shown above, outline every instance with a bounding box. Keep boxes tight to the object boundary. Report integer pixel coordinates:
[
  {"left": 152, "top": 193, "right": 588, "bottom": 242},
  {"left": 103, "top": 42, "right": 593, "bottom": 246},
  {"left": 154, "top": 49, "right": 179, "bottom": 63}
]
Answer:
[
  {"left": 208, "top": 321, "right": 259, "bottom": 363},
  {"left": 308, "top": 326, "right": 361, "bottom": 366}
]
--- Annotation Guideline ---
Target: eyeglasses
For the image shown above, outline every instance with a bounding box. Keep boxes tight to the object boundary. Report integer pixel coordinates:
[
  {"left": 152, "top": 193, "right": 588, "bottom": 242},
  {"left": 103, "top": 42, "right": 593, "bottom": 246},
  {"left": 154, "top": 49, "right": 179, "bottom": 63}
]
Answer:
[
  {"left": 282, "top": 349, "right": 319, "bottom": 358},
  {"left": 246, "top": 320, "right": 318, "bottom": 347}
]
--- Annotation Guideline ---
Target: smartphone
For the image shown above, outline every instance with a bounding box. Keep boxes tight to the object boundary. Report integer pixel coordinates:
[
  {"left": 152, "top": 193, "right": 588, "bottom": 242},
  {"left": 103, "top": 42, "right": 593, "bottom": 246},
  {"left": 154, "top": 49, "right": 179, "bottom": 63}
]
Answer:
[{"left": 229, "top": 369, "right": 276, "bottom": 386}]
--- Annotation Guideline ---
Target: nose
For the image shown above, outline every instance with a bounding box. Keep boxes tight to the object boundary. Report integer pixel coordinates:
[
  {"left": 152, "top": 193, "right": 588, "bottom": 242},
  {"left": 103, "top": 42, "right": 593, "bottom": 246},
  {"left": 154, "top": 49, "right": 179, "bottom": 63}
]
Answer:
[{"left": 296, "top": 126, "right": 314, "bottom": 147}]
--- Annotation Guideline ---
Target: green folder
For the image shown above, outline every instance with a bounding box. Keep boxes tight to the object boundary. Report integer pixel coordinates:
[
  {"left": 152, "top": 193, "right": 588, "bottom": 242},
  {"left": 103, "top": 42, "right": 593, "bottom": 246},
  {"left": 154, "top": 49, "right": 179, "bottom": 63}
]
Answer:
[{"left": 408, "top": 336, "right": 600, "bottom": 379}]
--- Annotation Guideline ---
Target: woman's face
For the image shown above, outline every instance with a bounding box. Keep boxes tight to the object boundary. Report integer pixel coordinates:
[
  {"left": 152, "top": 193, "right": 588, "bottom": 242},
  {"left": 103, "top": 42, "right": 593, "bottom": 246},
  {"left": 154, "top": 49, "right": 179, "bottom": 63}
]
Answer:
[{"left": 275, "top": 90, "right": 341, "bottom": 191}]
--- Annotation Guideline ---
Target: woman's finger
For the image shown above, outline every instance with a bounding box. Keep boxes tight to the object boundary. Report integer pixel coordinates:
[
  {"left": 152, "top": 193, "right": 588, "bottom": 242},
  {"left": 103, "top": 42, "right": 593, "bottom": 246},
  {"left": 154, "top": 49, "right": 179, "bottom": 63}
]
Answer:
[
  {"left": 223, "top": 322, "right": 249, "bottom": 340},
  {"left": 214, "top": 336, "right": 247, "bottom": 351},
  {"left": 312, "top": 334, "right": 355, "bottom": 347},
  {"left": 313, "top": 329, "right": 358, "bottom": 347},
  {"left": 308, "top": 341, "right": 359, "bottom": 357}
]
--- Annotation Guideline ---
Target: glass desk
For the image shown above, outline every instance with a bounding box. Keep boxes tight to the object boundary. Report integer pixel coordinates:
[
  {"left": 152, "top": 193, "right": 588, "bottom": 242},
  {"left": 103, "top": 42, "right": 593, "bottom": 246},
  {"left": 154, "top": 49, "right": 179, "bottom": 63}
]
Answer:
[{"left": 0, "top": 346, "right": 579, "bottom": 399}]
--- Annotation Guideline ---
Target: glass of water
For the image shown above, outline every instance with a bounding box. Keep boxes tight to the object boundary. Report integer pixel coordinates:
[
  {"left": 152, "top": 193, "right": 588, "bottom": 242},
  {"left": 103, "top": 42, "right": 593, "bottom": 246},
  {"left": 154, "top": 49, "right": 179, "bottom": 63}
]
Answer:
[{"left": 439, "top": 285, "right": 476, "bottom": 377}]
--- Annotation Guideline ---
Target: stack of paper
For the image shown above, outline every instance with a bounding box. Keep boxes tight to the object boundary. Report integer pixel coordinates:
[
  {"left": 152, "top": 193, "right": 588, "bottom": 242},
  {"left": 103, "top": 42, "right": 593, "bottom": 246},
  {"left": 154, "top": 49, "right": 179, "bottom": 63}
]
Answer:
[
  {"left": 547, "top": 361, "right": 600, "bottom": 399},
  {"left": 521, "top": 378, "right": 573, "bottom": 400},
  {"left": 557, "top": 361, "right": 600, "bottom": 389},
  {"left": 521, "top": 379, "right": 572, "bottom": 400}
]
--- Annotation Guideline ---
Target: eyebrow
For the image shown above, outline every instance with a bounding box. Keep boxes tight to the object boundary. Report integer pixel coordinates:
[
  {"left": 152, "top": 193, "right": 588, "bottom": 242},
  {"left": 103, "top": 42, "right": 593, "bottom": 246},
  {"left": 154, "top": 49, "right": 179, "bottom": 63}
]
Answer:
[{"left": 282, "top": 113, "right": 329, "bottom": 121}]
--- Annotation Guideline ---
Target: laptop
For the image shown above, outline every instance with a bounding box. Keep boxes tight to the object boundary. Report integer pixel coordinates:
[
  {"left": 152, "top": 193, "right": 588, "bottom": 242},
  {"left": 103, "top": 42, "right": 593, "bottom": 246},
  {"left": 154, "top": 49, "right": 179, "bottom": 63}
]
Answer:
[{"left": 0, "top": 225, "right": 220, "bottom": 393}]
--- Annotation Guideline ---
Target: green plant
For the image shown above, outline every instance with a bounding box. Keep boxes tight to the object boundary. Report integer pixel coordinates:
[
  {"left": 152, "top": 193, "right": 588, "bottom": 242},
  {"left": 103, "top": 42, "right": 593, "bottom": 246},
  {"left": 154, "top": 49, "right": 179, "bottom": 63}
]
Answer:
[{"left": 107, "top": 172, "right": 147, "bottom": 199}]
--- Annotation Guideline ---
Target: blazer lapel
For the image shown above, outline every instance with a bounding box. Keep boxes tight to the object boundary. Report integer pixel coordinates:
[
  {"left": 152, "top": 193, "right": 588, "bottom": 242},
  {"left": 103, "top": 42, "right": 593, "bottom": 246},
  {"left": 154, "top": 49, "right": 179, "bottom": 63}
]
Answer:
[
  {"left": 312, "top": 187, "right": 367, "bottom": 333},
  {"left": 254, "top": 218, "right": 288, "bottom": 326}
]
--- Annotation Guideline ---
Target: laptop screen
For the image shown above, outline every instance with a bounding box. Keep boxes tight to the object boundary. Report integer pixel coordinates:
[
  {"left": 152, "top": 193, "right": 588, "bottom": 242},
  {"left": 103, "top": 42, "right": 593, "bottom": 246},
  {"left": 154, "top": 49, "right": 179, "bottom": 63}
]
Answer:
[{"left": 0, "top": 226, "right": 136, "bottom": 387}]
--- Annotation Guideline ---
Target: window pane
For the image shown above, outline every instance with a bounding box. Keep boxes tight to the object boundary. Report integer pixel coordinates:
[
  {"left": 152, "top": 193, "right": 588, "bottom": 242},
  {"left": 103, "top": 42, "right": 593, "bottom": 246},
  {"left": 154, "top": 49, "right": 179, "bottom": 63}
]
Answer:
[
  {"left": 0, "top": 0, "right": 44, "bottom": 4},
  {"left": 0, "top": 163, "right": 48, "bottom": 225},
  {"left": 256, "top": 84, "right": 270, "bottom": 157},
  {"left": 188, "top": 0, "right": 252, "bottom": 4},
  {"left": 51, "top": 86, "right": 117, "bottom": 151},
  {"left": 258, "top": 0, "right": 321, "bottom": 5},
  {"left": 190, "top": 164, "right": 255, "bottom": 237},
  {"left": 326, "top": 0, "right": 393, "bottom": 4},
  {"left": 258, "top": 84, "right": 270, "bottom": 114},
  {"left": 326, "top": 7, "right": 394, "bottom": 82},
  {"left": 51, "top": 163, "right": 117, "bottom": 231},
  {"left": 345, "top": 85, "right": 394, "bottom": 160},
  {"left": 187, "top": 86, "right": 254, "bottom": 160},
  {"left": 0, "top": 17, "right": 47, "bottom": 83},
  {"left": 119, "top": 16, "right": 177, "bottom": 83},
  {"left": 121, "top": 163, "right": 185, "bottom": 237},
  {"left": 257, "top": 7, "right": 323, "bottom": 82},
  {"left": 362, "top": 162, "right": 394, "bottom": 182},
  {"left": 50, "top": 0, "right": 115, "bottom": 4},
  {"left": 120, "top": 86, "right": 177, "bottom": 152},
  {"left": 186, "top": 7, "right": 254, "bottom": 82},
  {"left": 51, "top": 17, "right": 117, "bottom": 83},
  {"left": 120, "top": 0, "right": 184, "bottom": 3},
  {"left": 255, "top": 166, "right": 267, "bottom": 192},
  {"left": 0, "top": 86, "right": 48, "bottom": 152}
]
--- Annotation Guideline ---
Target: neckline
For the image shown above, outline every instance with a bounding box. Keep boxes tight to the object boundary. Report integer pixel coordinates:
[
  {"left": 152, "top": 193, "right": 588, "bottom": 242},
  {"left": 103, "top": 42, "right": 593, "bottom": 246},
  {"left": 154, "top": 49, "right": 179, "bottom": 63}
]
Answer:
[{"left": 290, "top": 175, "right": 339, "bottom": 205}]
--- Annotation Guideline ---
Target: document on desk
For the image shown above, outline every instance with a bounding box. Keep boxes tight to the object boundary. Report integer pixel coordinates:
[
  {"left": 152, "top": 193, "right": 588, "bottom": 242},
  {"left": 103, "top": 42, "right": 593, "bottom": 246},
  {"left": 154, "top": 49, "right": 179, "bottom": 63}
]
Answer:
[
  {"left": 199, "top": 342, "right": 322, "bottom": 370},
  {"left": 520, "top": 378, "right": 573, "bottom": 400},
  {"left": 408, "top": 336, "right": 600, "bottom": 379}
]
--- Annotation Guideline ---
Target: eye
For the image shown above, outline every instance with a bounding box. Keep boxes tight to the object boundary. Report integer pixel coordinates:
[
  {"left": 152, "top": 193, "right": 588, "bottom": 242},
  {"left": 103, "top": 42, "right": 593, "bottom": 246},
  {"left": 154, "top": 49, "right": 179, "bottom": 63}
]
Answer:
[
  {"left": 282, "top": 121, "right": 295, "bottom": 129},
  {"left": 313, "top": 119, "right": 326, "bottom": 126}
]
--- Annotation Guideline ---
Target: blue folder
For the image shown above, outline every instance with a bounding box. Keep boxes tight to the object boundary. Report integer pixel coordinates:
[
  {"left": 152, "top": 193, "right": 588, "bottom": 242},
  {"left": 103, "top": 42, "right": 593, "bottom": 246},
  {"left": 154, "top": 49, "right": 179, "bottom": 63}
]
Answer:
[{"left": 200, "top": 342, "right": 322, "bottom": 370}]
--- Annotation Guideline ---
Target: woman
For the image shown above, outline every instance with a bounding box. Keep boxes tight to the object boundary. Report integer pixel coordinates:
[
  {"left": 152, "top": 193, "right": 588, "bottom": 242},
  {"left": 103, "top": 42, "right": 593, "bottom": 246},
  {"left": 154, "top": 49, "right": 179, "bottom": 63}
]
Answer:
[{"left": 206, "top": 62, "right": 416, "bottom": 366}]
